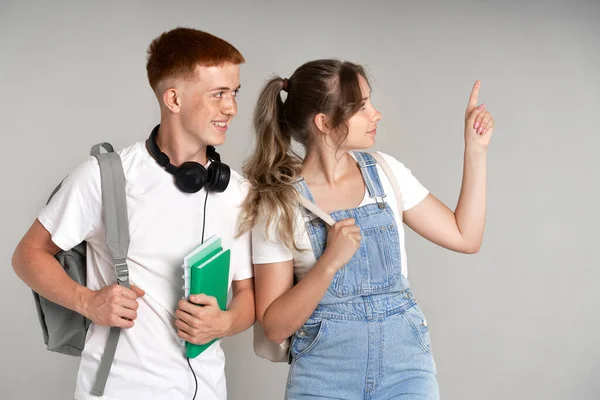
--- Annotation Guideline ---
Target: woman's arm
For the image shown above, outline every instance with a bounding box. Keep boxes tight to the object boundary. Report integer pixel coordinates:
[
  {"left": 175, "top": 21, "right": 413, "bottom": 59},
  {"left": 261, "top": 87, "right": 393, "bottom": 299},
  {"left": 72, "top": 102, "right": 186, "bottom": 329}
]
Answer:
[
  {"left": 255, "top": 219, "right": 360, "bottom": 344},
  {"left": 404, "top": 81, "right": 494, "bottom": 254},
  {"left": 254, "top": 258, "right": 334, "bottom": 344}
]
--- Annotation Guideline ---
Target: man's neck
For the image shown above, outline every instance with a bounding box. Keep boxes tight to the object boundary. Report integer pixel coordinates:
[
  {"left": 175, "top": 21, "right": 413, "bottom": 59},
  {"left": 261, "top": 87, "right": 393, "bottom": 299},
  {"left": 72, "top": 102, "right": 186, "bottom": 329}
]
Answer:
[{"left": 155, "top": 121, "right": 208, "bottom": 167}]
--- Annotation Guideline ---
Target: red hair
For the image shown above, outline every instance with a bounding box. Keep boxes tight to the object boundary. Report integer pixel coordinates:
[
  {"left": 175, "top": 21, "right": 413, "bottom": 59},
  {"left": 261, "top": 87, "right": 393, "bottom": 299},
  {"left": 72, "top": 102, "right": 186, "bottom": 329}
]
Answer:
[{"left": 146, "top": 27, "right": 245, "bottom": 91}]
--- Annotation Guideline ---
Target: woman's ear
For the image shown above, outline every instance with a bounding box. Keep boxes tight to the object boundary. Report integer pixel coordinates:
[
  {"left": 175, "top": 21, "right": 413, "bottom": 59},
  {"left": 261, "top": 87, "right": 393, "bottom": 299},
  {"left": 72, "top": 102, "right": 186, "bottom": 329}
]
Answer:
[{"left": 313, "top": 113, "right": 331, "bottom": 134}]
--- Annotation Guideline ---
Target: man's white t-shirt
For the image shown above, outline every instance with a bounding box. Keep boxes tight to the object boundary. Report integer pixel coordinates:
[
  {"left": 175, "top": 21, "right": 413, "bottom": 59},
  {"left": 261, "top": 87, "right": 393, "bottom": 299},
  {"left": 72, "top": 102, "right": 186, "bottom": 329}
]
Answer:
[
  {"left": 251, "top": 152, "right": 429, "bottom": 279},
  {"left": 38, "top": 141, "right": 253, "bottom": 400}
]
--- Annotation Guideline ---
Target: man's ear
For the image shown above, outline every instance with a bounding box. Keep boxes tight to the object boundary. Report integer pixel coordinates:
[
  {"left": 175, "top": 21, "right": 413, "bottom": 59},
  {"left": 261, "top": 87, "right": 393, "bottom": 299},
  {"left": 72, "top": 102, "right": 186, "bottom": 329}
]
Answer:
[
  {"left": 313, "top": 113, "right": 331, "bottom": 134},
  {"left": 162, "top": 87, "right": 181, "bottom": 113}
]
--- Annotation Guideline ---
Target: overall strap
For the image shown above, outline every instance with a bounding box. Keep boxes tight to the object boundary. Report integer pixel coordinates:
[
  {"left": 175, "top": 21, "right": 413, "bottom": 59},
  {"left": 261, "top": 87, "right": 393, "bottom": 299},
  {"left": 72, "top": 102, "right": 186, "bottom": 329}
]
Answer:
[{"left": 351, "top": 151, "right": 386, "bottom": 208}]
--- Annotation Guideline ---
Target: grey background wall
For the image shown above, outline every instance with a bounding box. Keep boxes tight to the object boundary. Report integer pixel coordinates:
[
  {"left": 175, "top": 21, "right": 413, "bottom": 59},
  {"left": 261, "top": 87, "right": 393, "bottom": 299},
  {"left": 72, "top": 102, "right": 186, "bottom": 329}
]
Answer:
[{"left": 1, "top": 0, "right": 599, "bottom": 399}]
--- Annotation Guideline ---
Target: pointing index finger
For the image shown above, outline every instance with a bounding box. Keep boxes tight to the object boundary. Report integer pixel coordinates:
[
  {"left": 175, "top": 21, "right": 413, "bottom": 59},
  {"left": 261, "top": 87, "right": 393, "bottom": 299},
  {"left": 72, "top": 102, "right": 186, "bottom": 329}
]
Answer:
[{"left": 467, "top": 80, "right": 481, "bottom": 112}]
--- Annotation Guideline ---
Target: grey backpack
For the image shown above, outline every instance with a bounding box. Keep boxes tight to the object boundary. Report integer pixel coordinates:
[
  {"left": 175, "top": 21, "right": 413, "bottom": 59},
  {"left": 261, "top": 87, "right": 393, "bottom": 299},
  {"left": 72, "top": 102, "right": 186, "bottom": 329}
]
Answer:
[{"left": 33, "top": 142, "right": 130, "bottom": 397}]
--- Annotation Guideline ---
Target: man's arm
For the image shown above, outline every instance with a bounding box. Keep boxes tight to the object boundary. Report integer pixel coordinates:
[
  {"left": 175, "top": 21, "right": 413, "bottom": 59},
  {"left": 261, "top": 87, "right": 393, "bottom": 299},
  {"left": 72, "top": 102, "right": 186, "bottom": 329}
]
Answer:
[
  {"left": 12, "top": 219, "right": 144, "bottom": 329},
  {"left": 176, "top": 277, "right": 255, "bottom": 344}
]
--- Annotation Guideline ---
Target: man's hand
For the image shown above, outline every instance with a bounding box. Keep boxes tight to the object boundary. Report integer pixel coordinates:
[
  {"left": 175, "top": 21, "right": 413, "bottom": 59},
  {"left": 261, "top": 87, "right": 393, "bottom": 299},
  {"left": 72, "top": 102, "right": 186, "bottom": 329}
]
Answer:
[
  {"left": 83, "top": 284, "right": 145, "bottom": 329},
  {"left": 175, "top": 294, "right": 232, "bottom": 345}
]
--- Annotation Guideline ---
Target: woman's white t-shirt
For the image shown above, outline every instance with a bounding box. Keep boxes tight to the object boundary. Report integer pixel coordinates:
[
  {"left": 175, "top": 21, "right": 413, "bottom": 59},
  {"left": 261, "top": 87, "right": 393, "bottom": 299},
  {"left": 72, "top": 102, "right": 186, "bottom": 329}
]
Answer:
[{"left": 251, "top": 151, "right": 429, "bottom": 279}]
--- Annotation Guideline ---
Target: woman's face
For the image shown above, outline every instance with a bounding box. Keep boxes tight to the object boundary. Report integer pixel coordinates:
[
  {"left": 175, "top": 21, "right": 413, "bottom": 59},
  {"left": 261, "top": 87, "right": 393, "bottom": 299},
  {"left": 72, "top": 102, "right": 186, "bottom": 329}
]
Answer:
[{"left": 339, "top": 75, "right": 382, "bottom": 151}]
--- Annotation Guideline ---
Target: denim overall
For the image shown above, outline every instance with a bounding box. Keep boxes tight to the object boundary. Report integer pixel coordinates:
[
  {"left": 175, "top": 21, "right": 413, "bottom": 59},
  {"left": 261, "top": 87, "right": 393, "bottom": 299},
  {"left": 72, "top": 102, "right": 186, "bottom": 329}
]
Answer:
[{"left": 286, "top": 152, "right": 439, "bottom": 400}]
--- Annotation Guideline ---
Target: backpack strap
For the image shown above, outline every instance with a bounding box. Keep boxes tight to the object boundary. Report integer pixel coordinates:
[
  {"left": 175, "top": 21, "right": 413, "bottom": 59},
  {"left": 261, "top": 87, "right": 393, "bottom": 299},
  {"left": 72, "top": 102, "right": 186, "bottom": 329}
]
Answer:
[
  {"left": 297, "top": 195, "right": 336, "bottom": 227},
  {"left": 90, "top": 142, "right": 115, "bottom": 156},
  {"left": 90, "top": 144, "right": 130, "bottom": 397},
  {"left": 370, "top": 152, "right": 404, "bottom": 222}
]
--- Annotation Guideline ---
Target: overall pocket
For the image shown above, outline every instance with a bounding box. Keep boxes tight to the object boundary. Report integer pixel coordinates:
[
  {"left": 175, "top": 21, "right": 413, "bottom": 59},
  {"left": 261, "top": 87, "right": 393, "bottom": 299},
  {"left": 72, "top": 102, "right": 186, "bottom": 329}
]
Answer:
[
  {"left": 402, "top": 304, "right": 432, "bottom": 354},
  {"left": 290, "top": 319, "right": 326, "bottom": 359},
  {"left": 327, "top": 222, "right": 401, "bottom": 297}
]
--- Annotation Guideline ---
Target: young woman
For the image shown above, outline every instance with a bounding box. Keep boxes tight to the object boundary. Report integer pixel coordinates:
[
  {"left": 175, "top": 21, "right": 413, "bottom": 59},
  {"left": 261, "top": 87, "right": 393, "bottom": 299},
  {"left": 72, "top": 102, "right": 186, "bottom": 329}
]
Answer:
[{"left": 239, "top": 59, "right": 494, "bottom": 399}]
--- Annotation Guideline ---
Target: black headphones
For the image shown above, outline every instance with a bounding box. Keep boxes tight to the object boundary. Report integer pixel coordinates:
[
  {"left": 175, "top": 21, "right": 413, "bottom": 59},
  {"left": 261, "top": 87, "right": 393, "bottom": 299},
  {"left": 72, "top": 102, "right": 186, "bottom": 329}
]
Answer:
[{"left": 146, "top": 124, "right": 230, "bottom": 194}]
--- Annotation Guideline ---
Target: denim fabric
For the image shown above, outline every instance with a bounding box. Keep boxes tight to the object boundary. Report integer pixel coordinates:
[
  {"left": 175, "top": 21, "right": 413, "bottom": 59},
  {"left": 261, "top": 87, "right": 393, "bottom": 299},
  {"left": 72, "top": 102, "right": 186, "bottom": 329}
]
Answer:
[{"left": 287, "top": 152, "right": 439, "bottom": 400}]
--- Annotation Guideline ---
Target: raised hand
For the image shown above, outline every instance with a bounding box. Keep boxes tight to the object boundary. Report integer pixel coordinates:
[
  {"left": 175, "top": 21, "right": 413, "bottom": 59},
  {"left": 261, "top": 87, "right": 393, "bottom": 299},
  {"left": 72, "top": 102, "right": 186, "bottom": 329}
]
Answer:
[{"left": 465, "top": 80, "right": 495, "bottom": 151}]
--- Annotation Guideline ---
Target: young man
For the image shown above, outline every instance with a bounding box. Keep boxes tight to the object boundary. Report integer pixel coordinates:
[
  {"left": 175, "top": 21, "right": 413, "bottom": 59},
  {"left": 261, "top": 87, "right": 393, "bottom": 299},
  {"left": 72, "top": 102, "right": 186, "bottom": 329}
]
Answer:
[{"left": 12, "top": 27, "right": 254, "bottom": 400}]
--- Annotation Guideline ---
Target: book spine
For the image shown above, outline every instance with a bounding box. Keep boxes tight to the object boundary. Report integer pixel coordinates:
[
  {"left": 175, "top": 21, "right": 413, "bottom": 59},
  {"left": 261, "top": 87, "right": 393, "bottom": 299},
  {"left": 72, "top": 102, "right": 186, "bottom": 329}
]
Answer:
[
  {"left": 182, "top": 262, "right": 191, "bottom": 299},
  {"left": 180, "top": 262, "right": 190, "bottom": 347}
]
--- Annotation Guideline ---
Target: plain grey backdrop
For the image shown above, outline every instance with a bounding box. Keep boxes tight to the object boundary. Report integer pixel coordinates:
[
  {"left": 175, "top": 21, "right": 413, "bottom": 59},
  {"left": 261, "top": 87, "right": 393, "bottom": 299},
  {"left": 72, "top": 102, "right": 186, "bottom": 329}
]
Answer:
[{"left": 1, "top": 0, "right": 599, "bottom": 399}]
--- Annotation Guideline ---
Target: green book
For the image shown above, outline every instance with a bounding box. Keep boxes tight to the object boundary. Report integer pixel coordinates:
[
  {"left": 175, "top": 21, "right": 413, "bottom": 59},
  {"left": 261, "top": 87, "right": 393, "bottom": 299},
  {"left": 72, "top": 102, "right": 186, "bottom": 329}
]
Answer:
[
  {"left": 185, "top": 235, "right": 222, "bottom": 270},
  {"left": 184, "top": 244, "right": 231, "bottom": 359},
  {"left": 182, "top": 235, "right": 222, "bottom": 301}
]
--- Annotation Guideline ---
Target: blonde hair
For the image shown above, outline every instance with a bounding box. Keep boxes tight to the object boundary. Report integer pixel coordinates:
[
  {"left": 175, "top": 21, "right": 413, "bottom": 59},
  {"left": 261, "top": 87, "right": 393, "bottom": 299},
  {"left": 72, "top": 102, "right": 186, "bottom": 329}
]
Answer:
[{"left": 238, "top": 60, "right": 369, "bottom": 251}]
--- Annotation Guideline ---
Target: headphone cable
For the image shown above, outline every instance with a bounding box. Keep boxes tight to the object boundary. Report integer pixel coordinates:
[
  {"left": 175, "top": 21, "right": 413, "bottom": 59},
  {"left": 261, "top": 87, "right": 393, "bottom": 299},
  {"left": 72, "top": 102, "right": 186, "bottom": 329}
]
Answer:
[
  {"left": 201, "top": 190, "right": 209, "bottom": 243},
  {"left": 186, "top": 357, "right": 198, "bottom": 400},
  {"left": 186, "top": 189, "right": 209, "bottom": 400}
]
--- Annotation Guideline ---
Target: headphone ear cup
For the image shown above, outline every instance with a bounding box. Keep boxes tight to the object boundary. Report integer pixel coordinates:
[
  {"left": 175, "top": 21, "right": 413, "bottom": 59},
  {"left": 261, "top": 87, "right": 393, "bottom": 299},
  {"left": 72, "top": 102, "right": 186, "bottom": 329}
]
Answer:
[
  {"left": 174, "top": 162, "right": 208, "bottom": 193},
  {"left": 206, "top": 161, "right": 230, "bottom": 193}
]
